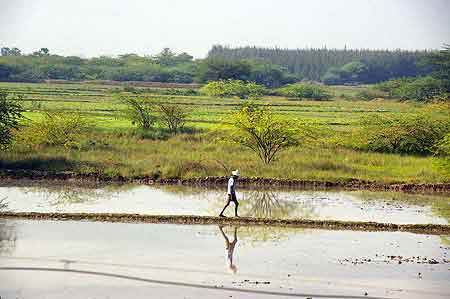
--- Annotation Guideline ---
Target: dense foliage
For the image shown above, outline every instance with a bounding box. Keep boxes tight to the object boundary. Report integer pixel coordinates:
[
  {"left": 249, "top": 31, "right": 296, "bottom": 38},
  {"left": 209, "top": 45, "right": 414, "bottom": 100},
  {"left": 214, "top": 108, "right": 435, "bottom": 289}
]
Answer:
[
  {"left": 424, "top": 44, "right": 450, "bottom": 89},
  {"left": 199, "top": 80, "right": 267, "bottom": 99},
  {"left": 275, "top": 83, "right": 331, "bottom": 100},
  {"left": 0, "top": 90, "right": 24, "bottom": 148},
  {"left": 374, "top": 77, "right": 446, "bottom": 101},
  {"left": 17, "top": 112, "right": 91, "bottom": 149},
  {"left": 0, "top": 47, "right": 298, "bottom": 88},
  {"left": 0, "top": 48, "right": 197, "bottom": 83},
  {"left": 196, "top": 58, "right": 298, "bottom": 87},
  {"left": 1, "top": 45, "right": 442, "bottom": 88},
  {"left": 208, "top": 45, "right": 432, "bottom": 84},
  {"left": 360, "top": 113, "right": 450, "bottom": 155}
]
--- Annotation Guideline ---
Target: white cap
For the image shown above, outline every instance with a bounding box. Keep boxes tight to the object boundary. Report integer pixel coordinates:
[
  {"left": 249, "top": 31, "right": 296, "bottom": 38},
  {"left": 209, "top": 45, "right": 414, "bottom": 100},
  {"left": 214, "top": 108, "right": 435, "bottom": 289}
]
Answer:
[{"left": 231, "top": 169, "right": 240, "bottom": 177}]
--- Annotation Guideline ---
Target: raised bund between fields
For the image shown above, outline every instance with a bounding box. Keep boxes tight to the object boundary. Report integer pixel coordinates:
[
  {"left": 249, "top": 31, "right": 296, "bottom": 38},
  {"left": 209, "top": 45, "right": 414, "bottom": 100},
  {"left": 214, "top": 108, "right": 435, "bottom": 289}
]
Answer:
[
  {"left": 1, "top": 169, "right": 450, "bottom": 194},
  {"left": 1, "top": 212, "right": 449, "bottom": 235}
]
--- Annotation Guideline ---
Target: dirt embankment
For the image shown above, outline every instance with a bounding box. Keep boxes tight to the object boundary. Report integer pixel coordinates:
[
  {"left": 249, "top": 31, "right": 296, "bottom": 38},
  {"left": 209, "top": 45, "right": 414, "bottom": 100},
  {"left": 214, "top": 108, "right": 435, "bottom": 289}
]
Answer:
[
  {"left": 2, "top": 212, "right": 449, "bottom": 235},
  {"left": 1, "top": 169, "right": 450, "bottom": 194}
]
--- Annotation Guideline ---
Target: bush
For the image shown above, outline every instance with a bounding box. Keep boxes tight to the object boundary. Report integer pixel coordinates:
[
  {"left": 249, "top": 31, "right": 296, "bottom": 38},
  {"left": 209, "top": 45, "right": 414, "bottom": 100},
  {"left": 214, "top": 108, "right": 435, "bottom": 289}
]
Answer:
[
  {"left": 275, "top": 83, "right": 331, "bottom": 100},
  {"left": 120, "top": 96, "right": 156, "bottom": 130},
  {"left": 17, "top": 112, "right": 91, "bottom": 149},
  {"left": 199, "top": 79, "right": 267, "bottom": 99},
  {"left": 156, "top": 102, "right": 188, "bottom": 134},
  {"left": 374, "top": 77, "right": 446, "bottom": 101},
  {"left": 356, "top": 89, "right": 387, "bottom": 100},
  {"left": 360, "top": 113, "right": 450, "bottom": 155},
  {"left": 0, "top": 90, "right": 24, "bottom": 149}
]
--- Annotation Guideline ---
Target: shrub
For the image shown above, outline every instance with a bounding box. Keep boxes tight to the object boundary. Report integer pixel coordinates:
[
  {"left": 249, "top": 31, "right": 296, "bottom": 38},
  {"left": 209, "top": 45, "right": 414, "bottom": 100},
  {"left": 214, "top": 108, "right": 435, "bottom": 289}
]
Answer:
[
  {"left": 120, "top": 96, "right": 156, "bottom": 129},
  {"left": 275, "top": 83, "right": 331, "bottom": 100},
  {"left": 0, "top": 90, "right": 24, "bottom": 149},
  {"left": 156, "top": 102, "right": 188, "bottom": 134},
  {"left": 374, "top": 77, "right": 446, "bottom": 101},
  {"left": 360, "top": 113, "right": 450, "bottom": 155},
  {"left": 17, "top": 112, "right": 91, "bottom": 149},
  {"left": 199, "top": 79, "right": 267, "bottom": 99},
  {"left": 356, "top": 89, "right": 386, "bottom": 100}
]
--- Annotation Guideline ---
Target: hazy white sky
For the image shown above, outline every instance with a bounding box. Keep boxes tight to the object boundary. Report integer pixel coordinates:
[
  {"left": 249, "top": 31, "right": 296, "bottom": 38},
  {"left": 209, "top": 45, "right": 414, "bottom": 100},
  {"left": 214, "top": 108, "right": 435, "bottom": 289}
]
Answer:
[{"left": 1, "top": 0, "right": 449, "bottom": 58}]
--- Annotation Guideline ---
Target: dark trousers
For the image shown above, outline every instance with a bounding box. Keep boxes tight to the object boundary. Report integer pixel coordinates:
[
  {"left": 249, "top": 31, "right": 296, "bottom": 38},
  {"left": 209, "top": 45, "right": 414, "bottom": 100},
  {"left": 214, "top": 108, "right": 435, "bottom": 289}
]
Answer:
[{"left": 220, "top": 193, "right": 239, "bottom": 216}]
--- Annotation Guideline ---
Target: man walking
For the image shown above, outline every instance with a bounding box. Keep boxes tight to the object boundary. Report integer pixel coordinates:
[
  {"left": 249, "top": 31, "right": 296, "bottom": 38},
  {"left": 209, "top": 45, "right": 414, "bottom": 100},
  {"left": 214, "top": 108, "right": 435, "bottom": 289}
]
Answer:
[{"left": 219, "top": 170, "right": 240, "bottom": 217}]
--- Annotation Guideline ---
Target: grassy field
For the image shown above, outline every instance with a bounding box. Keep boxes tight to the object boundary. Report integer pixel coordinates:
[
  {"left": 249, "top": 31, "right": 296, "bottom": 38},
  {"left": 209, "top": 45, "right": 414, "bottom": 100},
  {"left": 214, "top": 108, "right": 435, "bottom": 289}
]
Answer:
[{"left": 0, "top": 81, "right": 448, "bottom": 184}]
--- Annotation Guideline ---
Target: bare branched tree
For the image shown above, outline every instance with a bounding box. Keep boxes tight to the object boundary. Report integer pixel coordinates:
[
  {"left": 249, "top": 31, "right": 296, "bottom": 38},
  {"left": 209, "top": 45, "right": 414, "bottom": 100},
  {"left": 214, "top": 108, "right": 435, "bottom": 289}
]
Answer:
[{"left": 156, "top": 102, "right": 188, "bottom": 134}]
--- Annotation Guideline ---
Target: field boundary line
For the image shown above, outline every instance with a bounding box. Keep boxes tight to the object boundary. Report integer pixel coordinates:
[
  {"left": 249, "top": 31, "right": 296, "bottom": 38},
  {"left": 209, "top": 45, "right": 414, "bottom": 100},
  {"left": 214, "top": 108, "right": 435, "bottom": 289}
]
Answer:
[{"left": 1, "top": 212, "right": 449, "bottom": 234}]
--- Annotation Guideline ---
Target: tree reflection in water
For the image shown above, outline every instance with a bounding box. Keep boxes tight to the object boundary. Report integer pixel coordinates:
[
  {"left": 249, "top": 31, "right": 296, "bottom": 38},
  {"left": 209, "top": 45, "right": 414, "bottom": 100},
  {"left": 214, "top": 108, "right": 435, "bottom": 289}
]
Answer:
[
  {"left": 240, "top": 190, "right": 317, "bottom": 219},
  {"left": 0, "top": 198, "right": 16, "bottom": 254},
  {"left": 28, "top": 184, "right": 129, "bottom": 207},
  {"left": 216, "top": 190, "right": 318, "bottom": 244}
]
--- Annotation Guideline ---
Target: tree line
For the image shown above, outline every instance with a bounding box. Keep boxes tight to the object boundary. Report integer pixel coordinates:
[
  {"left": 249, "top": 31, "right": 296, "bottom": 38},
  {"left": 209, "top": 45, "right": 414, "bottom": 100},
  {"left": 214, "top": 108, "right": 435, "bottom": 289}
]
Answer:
[
  {"left": 0, "top": 47, "right": 298, "bottom": 88},
  {"left": 208, "top": 45, "right": 434, "bottom": 84},
  {"left": 0, "top": 45, "right": 443, "bottom": 86}
]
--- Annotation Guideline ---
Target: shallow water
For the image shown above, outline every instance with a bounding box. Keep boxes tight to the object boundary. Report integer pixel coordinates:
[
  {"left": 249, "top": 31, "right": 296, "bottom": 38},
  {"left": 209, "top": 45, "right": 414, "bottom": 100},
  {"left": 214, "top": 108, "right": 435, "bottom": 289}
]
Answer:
[
  {"left": 1, "top": 183, "right": 449, "bottom": 224},
  {"left": 0, "top": 220, "right": 449, "bottom": 299}
]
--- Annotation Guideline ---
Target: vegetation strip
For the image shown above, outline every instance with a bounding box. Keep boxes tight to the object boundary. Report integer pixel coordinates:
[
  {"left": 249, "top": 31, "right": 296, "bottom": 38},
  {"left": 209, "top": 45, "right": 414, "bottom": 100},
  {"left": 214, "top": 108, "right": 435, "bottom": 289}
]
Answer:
[
  {"left": 1, "top": 212, "right": 449, "bottom": 234},
  {"left": 1, "top": 172, "right": 450, "bottom": 194}
]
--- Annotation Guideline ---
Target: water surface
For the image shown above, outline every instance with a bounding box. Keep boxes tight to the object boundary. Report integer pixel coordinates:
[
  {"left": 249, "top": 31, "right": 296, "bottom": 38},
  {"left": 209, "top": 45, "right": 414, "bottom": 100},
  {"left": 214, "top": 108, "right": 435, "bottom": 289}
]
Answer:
[
  {"left": 0, "top": 219, "right": 449, "bottom": 299},
  {"left": 1, "top": 183, "right": 449, "bottom": 224}
]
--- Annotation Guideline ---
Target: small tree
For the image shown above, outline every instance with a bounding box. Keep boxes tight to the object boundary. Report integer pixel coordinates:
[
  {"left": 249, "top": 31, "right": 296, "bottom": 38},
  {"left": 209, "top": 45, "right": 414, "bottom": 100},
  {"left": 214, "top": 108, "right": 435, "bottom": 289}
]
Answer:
[
  {"left": 32, "top": 47, "right": 50, "bottom": 57},
  {"left": 225, "top": 103, "right": 310, "bottom": 164},
  {"left": 121, "top": 96, "right": 155, "bottom": 130},
  {"left": 156, "top": 103, "right": 188, "bottom": 134},
  {"left": 0, "top": 90, "right": 24, "bottom": 149}
]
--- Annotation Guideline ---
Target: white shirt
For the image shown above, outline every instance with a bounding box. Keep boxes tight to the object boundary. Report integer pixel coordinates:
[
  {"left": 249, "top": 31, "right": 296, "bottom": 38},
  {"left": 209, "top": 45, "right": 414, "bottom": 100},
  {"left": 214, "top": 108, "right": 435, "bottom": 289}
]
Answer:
[{"left": 227, "top": 177, "right": 236, "bottom": 195}]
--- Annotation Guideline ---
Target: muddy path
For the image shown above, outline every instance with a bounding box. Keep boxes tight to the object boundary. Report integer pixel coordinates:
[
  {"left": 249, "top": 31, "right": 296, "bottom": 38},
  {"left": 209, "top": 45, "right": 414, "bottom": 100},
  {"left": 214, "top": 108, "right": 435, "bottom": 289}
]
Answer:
[
  {"left": 2, "top": 212, "right": 450, "bottom": 235},
  {"left": 1, "top": 170, "right": 450, "bottom": 194}
]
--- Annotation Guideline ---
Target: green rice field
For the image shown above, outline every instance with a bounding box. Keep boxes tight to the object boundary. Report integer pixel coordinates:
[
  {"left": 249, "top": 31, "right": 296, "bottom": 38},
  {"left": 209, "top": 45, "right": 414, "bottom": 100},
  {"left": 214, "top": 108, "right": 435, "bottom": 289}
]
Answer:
[{"left": 0, "top": 81, "right": 448, "bottom": 184}]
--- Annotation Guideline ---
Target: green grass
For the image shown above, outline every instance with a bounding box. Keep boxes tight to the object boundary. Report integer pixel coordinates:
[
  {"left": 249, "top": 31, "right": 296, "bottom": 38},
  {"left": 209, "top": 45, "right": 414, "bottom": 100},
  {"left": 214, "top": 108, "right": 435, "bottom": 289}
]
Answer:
[{"left": 0, "top": 81, "right": 449, "bottom": 183}]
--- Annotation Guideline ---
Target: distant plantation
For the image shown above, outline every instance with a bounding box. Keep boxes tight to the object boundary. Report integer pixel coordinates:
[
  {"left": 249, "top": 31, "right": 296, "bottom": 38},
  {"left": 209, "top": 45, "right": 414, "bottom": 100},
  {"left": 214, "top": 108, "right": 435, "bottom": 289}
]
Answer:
[{"left": 207, "top": 45, "right": 433, "bottom": 84}]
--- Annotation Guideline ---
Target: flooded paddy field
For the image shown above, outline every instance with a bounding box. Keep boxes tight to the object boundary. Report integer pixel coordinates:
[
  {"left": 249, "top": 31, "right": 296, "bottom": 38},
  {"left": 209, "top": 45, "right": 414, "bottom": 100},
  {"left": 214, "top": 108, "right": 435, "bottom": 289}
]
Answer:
[
  {"left": 0, "top": 220, "right": 449, "bottom": 299},
  {"left": 1, "top": 182, "right": 449, "bottom": 225}
]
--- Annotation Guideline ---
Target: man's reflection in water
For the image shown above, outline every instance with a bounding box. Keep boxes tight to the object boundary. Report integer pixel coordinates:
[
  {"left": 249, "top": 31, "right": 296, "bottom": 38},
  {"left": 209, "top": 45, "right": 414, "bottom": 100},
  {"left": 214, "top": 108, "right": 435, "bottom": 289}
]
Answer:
[{"left": 219, "top": 226, "right": 238, "bottom": 273}]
